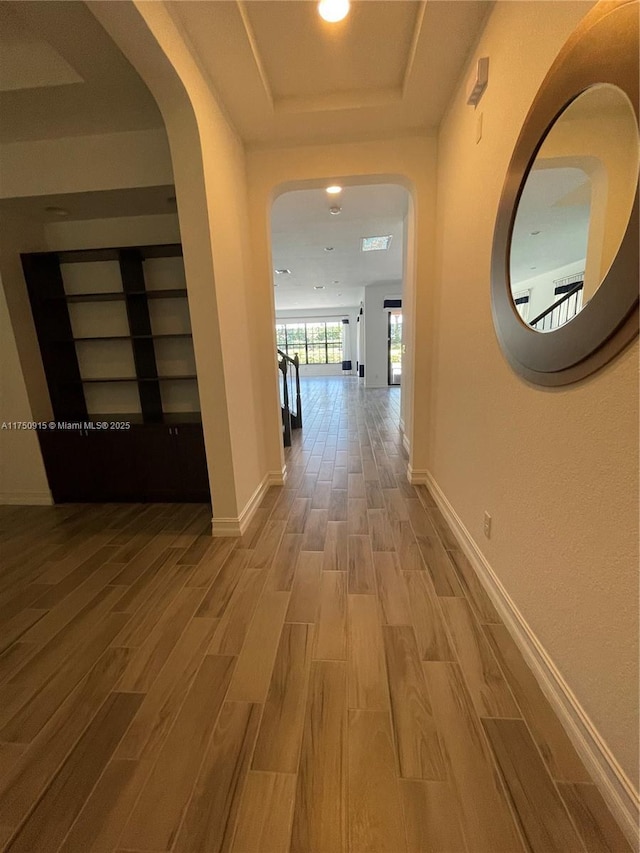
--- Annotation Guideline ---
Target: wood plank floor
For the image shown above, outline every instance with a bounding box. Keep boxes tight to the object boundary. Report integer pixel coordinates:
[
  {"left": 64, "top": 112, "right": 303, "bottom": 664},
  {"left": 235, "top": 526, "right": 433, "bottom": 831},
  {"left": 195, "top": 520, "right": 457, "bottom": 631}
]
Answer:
[{"left": 0, "top": 377, "right": 632, "bottom": 852}]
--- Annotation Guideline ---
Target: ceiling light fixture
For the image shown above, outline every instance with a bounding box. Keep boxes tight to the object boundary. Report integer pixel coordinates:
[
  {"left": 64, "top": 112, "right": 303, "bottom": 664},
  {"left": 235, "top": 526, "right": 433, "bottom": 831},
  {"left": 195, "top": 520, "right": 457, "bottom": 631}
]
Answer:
[
  {"left": 361, "top": 235, "right": 392, "bottom": 252},
  {"left": 314, "top": 285, "right": 325, "bottom": 290},
  {"left": 329, "top": 206, "right": 342, "bottom": 215},
  {"left": 326, "top": 185, "right": 342, "bottom": 195},
  {"left": 318, "top": 0, "right": 350, "bottom": 23},
  {"left": 324, "top": 247, "right": 334, "bottom": 252},
  {"left": 274, "top": 268, "right": 291, "bottom": 275}
]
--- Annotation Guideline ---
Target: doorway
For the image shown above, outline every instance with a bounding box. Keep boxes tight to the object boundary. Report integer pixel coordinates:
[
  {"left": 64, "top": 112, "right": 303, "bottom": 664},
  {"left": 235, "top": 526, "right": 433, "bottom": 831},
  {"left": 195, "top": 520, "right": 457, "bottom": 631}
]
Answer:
[{"left": 388, "top": 309, "right": 402, "bottom": 385}]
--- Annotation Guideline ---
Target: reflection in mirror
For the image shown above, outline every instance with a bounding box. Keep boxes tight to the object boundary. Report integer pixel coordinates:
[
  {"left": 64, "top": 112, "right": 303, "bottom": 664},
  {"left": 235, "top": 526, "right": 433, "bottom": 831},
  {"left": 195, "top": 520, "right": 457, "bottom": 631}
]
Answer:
[{"left": 510, "top": 84, "right": 639, "bottom": 333}]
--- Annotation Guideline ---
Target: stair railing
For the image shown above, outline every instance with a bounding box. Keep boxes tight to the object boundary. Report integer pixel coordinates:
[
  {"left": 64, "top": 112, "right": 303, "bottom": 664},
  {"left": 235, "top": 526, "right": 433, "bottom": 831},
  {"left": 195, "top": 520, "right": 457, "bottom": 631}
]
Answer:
[
  {"left": 529, "top": 281, "right": 584, "bottom": 331},
  {"left": 277, "top": 349, "right": 302, "bottom": 446}
]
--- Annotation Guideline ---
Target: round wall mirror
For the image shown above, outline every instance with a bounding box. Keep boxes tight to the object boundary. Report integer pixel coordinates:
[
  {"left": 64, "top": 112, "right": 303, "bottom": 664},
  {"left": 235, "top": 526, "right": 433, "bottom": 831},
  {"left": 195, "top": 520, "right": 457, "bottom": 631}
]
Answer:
[
  {"left": 492, "top": 1, "right": 639, "bottom": 385},
  {"left": 510, "top": 84, "right": 639, "bottom": 334}
]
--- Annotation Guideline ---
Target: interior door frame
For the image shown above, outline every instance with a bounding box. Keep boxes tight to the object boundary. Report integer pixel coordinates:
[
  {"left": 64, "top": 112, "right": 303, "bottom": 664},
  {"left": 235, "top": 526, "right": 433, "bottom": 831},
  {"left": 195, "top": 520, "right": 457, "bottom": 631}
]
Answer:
[{"left": 387, "top": 309, "right": 402, "bottom": 386}]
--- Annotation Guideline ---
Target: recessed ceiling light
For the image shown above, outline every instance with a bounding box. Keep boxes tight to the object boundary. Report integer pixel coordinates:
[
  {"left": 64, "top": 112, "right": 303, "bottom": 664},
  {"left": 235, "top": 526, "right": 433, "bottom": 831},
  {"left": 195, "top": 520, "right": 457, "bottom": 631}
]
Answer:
[
  {"left": 324, "top": 247, "right": 334, "bottom": 252},
  {"left": 274, "top": 268, "right": 291, "bottom": 275},
  {"left": 361, "top": 235, "right": 392, "bottom": 252},
  {"left": 329, "top": 206, "right": 342, "bottom": 215},
  {"left": 318, "top": 0, "right": 350, "bottom": 23},
  {"left": 326, "top": 185, "right": 342, "bottom": 195},
  {"left": 45, "top": 206, "right": 69, "bottom": 217},
  {"left": 314, "top": 285, "right": 325, "bottom": 290}
]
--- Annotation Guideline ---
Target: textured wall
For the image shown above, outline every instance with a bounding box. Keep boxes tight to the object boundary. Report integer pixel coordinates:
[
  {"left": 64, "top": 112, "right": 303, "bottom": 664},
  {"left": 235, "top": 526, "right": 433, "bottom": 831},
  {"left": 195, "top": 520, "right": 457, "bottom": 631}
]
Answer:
[{"left": 430, "top": 0, "right": 638, "bottom": 788}]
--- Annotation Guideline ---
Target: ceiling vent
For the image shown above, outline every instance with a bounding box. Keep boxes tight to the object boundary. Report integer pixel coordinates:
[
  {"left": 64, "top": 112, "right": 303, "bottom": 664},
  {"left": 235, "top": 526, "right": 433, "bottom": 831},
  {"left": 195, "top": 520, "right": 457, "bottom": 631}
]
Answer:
[{"left": 361, "top": 235, "right": 392, "bottom": 252}]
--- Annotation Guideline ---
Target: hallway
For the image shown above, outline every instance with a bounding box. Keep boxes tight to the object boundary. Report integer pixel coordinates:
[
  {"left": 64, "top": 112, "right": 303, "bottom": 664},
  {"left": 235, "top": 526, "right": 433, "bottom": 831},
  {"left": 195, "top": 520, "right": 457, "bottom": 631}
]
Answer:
[{"left": 0, "top": 378, "right": 630, "bottom": 852}]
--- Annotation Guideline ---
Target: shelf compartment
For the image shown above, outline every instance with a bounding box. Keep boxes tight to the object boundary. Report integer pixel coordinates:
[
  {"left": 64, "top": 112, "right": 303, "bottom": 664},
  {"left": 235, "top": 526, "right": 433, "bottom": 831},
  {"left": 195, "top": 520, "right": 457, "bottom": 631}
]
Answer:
[
  {"left": 46, "top": 287, "right": 188, "bottom": 303},
  {"left": 65, "top": 291, "right": 127, "bottom": 303},
  {"left": 60, "top": 259, "right": 123, "bottom": 299},
  {"left": 159, "top": 376, "right": 201, "bottom": 414},
  {"left": 145, "top": 288, "right": 187, "bottom": 299},
  {"left": 144, "top": 256, "right": 187, "bottom": 293},
  {"left": 84, "top": 381, "right": 141, "bottom": 417},
  {"left": 57, "top": 333, "right": 193, "bottom": 343},
  {"left": 69, "top": 301, "right": 129, "bottom": 339},
  {"left": 76, "top": 338, "right": 136, "bottom": 382},
  {"left": 148, "top": 297, "right": 192, "bottom": 336},
  {"left": 154, "top": 336, "right": 197, "bottom": 378},
  {"left": 80, "top": 377, "right": 139, "bottom": 384},
  {"left": 77, "top": 375, "right": 198, "bottom": 384}
]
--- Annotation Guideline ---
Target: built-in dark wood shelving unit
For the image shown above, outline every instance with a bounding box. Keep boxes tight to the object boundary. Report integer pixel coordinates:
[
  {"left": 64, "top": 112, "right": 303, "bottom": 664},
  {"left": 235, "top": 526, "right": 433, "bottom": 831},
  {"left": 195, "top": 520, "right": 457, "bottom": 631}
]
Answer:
[
  {"left": 22, "top": 243, "right": 210, "bottom": 503},
  {"left": 74, "top": 375, "right": 198, "bottom": 384},
  {"left": 50, "top": 287, "right": 189, "bottom": 303}
]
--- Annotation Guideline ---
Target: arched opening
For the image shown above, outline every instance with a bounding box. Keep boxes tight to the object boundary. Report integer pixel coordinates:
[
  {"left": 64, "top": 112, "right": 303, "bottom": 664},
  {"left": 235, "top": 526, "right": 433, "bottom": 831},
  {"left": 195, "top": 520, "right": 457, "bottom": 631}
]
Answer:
[{"left": 268, "top": 180, "right": 414, "bottom": 459}]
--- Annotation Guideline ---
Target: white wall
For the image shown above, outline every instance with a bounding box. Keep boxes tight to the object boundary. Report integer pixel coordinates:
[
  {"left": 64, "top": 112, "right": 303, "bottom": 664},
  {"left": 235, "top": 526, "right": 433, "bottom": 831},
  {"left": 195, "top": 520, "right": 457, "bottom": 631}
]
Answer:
[
  {"left": 0, "top": 212, "right": 52, "bottom": 505},
  {"left": 0, "top": 212, "right": 52, "bottom": 417},
  {"left": 92, "top": 0, "right": 281, "bottom": 527},
  {"left": 430, "top": 0, "right": 638, "bottom": 806},
  {"left": 44, "top": 213, "right": 180, "bottom": 250},
  {"left": 0, "top": 281, "right": 51, "bottom": 504},
  {"left": 0, "top": 129, "right": 173, "bottom": 199},
  {"left": 363, "top": 282, "right": 402, "bottom": 388}
]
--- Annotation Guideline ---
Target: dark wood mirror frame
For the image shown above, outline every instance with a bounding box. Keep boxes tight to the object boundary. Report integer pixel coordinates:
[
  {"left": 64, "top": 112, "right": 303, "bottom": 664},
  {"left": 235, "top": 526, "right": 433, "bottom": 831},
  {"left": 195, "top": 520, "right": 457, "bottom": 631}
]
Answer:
[{"left": 491, "top": 0, "right": 639, "bottom": 386}]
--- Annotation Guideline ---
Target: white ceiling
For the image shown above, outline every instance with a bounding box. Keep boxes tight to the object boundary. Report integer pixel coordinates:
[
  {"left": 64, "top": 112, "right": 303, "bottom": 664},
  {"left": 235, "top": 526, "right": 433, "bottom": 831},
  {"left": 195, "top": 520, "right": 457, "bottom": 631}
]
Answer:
[
  {"left": 510, "top": 166, "right": 590, "bottom": 286},
  {"left": 0, "top": 1, "right": 163, "bottom": 142},
  {"left": 1, "top": 1, "right": 491, "bottom": 316},
  {"left": 272, "top": 183, "right": 409, "bottom": 310},
  {"left": 168, "top": 0, "right": 492, "bottom": 147}
]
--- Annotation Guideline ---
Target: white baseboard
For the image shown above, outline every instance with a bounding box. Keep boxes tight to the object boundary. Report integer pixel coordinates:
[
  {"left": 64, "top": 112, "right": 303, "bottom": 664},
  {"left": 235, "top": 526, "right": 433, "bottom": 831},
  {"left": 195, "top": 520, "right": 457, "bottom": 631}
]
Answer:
[
  {"left": 211, "top": 470, "right": 284, "bottom": 537},
  {"left": 425, "top": 471, "right": 639, "bottom": 848},
  {"left": 273, "top": 465, "right": 286, "bottom": 487},
  {"left": 0, "top": 491, "right": 53, "bottom": 506},
  {"left": 407, "top": 464, "right": 429, "bottom": 485}
]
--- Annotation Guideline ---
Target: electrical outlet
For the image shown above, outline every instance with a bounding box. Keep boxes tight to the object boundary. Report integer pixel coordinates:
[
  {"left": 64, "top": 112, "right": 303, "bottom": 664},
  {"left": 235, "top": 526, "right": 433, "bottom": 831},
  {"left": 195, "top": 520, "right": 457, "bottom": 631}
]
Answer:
[{"left": 483, "top": 511, "right": 492, "bottom": 539}]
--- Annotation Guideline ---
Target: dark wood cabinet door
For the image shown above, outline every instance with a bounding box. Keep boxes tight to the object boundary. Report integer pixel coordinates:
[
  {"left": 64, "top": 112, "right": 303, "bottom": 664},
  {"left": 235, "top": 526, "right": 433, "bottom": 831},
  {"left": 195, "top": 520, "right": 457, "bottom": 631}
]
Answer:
[
  {"left": 37, "top": 429, "right": 94, "bottom": 502},
  {"left": 130, "top": 424, "right": 179, "bottom": 502},
  {"left": 173, "top": 424, "right": 210, "bottom": 502},
  {"left": 38, "top": 423, "right": 209, "bottom": 503},
  {"left": 89, "top": 430, "right": 145, "bottom": 502}
]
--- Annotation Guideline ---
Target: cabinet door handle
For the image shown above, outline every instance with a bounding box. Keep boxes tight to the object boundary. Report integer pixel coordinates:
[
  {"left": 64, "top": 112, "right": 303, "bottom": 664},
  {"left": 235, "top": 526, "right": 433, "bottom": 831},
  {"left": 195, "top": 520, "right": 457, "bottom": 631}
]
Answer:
[
  {"left": 168, "top": 427, "right": 173, "bottom": 436},
  {"left": 175, "top": 426, "right": 179, "bottom": 436}
]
